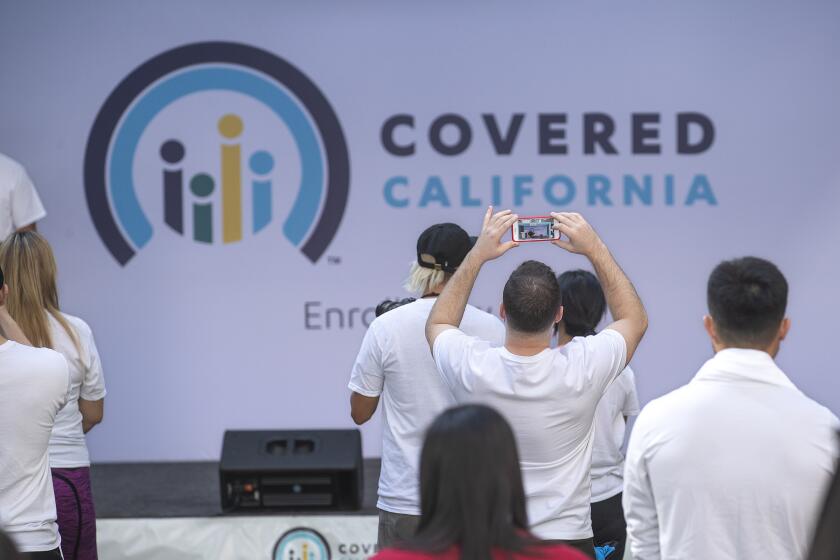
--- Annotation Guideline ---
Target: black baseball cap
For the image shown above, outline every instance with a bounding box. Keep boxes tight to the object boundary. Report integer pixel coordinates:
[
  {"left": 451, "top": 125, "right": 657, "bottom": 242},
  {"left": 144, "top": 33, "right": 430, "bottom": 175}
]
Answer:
[{"left": 416, "top": 223, "right": 475, "bottom": 274}]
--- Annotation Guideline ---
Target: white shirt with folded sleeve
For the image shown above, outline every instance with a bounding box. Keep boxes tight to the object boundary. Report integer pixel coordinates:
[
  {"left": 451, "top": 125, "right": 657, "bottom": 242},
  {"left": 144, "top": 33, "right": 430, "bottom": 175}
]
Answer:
[
  {"left": 623, "top": 348, "right": 840, "bottom": 560},
  {"left": 0, "top": 153, "right": 47, "bottom": 239},
  {"left": 48, "top": 312, "right": 107, "bottom": 468},
  {"left": 348, "top": 298, "right": 505, "bottom": 515},
  {"left": 433, "top": 328, "right": 627, "bottom": 540}
]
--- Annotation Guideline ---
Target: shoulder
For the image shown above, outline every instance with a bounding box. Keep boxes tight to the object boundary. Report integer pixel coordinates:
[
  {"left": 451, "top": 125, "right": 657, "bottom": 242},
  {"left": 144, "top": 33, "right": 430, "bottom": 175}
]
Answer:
[
  {"left": 51, "top": 312, "right": 96, "bottom": 354},
  {"left": 39, "top": 345, "right": 70, "bottom": 369},
  {"left": 57, "top": 312, "right": 93, "bottom": 335},
  {"left": 12, "top": 341, "right": 65, "bottom": 361},
  {"left": 11, "top": 343, "right": 69, "bottom": 382},
  {"left": 595, "top": 328, "right": 626, "bottom": 349},
  {"left": 0, "top": 152, "right": 24, "bottom": 177},
  {"left": 435, "top": 326, "right": 489, "bottom": 350},
  {"left": 560, "top": 329, "right": 624, "bottom": 361},
  {"left": 364, "top": 310, "right": 393, "bottom": 333},
  {"left": 432, "top": 328, "right": 494, "bottom": 373},
  {"left": 570, "top": 328, "right": 624, "bottom": 351},
  {"left": 793, "top": 394, "right": 840, "bottom": 431}
]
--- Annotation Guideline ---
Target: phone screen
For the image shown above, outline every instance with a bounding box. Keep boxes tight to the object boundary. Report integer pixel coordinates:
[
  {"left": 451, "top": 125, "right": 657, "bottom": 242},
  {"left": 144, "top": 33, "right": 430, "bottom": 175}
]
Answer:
[{"left": 514, "top": 218, "right": 556, "bottom": 241}]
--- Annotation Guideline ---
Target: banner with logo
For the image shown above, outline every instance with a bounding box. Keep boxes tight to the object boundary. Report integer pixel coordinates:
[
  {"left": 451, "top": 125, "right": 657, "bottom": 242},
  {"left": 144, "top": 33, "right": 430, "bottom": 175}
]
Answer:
[
  {"left": 97, "top": 516, "right": 377, "bottom": 560},
  {"left": 0, "top": 1, "right": 838, "bottom": 461}
]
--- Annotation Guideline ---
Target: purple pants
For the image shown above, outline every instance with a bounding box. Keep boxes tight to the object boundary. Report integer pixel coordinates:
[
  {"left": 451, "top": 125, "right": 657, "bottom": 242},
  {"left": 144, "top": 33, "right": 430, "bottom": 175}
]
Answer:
[{"left": 51, "top": 467, "right": 98, "bottom": 560}]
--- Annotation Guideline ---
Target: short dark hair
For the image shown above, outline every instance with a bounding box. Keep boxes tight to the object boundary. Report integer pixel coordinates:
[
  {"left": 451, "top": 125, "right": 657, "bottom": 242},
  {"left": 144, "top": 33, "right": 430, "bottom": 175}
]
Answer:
[
  {"left": 707, "top": 257, "right": 788, "bottom": 347},
  {"left": 502, "top": 261, "right": 561, "bottom": 333},
  {"left": 412, "top": 405, "right": 541, "bottom": 560},
  {"left": 556, "top": 269, "right": 606, "bottom": 337}
]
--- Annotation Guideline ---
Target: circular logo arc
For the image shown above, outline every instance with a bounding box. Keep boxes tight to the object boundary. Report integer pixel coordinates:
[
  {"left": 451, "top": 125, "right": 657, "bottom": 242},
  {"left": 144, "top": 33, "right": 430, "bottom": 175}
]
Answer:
[
  {"left": 273, "top": 527, "right": 331, "bottom": 560},
  {"left": 84, "top": 41, "right": 350, "bottom": 265}
]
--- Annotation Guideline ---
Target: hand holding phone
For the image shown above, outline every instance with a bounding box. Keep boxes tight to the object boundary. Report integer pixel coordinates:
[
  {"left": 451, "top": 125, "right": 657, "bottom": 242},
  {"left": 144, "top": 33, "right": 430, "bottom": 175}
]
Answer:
[
  {"left": 550, "top": 212, "right": 604, "bottom": 257},
  {"left": 511, "top": 216, "right": 561, "bottom": 242}
]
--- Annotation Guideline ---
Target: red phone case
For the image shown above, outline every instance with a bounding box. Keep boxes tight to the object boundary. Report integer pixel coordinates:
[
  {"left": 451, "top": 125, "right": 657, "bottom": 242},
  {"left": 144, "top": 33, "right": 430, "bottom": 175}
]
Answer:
[{"left": 511, "top": 215, "right": 559, "bottom": 242}]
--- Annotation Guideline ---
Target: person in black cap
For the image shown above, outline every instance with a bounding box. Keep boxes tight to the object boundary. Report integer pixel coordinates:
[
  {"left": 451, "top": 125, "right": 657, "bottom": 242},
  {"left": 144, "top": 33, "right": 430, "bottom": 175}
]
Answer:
[{"left": 348, "top": 223, "right": 505, "bottom": 548}]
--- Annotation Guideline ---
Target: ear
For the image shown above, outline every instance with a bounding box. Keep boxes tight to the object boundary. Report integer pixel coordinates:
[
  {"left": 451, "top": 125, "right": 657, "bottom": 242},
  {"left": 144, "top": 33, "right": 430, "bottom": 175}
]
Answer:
[
  {"left": 555, "top": 305, "right": 564, "bottom": 324},
  {"left": 778, "top": 317, "right": 791, "bottom": 341},
  {"left": 499, "top": 302, "right": 506, "bottom": 321},
  {"left": 703, "top": 315, "right": 720, "bottom": 345}
]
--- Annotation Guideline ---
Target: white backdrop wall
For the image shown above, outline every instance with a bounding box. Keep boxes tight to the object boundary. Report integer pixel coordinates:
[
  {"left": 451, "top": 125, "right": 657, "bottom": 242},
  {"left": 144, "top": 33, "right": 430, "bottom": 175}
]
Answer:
[{"left": 0, "top": 1, "right": 838, "bottom": 461}]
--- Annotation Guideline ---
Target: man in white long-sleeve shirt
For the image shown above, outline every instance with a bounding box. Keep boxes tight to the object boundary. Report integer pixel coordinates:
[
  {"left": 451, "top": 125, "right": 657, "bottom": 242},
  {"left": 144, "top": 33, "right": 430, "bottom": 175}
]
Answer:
[{"left": 624, "top": 256, "right": 840, "bottom": 560}]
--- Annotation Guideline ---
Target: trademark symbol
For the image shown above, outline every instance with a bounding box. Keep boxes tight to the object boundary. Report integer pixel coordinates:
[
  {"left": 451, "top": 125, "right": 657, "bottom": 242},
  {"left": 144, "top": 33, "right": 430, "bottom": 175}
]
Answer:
[{"left": 327, "top": 256, "right": 342, "bottom": 265}]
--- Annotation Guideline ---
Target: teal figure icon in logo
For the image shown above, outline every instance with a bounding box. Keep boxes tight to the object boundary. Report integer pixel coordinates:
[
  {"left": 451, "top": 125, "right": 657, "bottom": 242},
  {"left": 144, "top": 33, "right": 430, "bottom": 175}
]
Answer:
[
  {"left": 250, "top": 150, "right": 275, "bottom": 233},
  {"left": 190, "top": 173, "right": 215, "bottom": 243}
]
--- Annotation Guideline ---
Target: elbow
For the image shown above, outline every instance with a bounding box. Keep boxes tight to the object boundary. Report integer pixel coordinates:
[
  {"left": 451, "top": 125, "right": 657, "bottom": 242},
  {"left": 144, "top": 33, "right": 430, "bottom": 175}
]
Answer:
[
  {"left": 82, "top": 418, "right": 101, "bottom": 434},
  {"left": 350, "top": 410, "right": 369, "bottom": 425},
  {"left": 84, "top": 414, "right": 103, "bottom": 430},
  {"left": 81, "top": 408, "right": 104, "bottom": 433}
]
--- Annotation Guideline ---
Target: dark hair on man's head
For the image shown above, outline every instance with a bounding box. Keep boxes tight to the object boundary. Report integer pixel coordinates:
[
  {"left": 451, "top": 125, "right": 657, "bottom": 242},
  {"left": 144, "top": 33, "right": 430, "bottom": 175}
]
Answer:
[
  {"left": 502, "top": 261, "right": 561, "bottom": 333},
  {"left": 556, "top": 269, "right": 606, "bottom": 337},
  {"left": 707, "top": 257, "right": 788, "bottom": 348},
  {"left": 412, "top": 404, "right": 541, "bottom": 560}
]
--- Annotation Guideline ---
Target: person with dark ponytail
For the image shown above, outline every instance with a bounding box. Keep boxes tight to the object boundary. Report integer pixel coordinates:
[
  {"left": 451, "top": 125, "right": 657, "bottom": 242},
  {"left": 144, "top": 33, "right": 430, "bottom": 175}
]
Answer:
[
  {"left": 556, "top": 270, "right": 639, "bottom": 560},
  {"left": 373, "top": 405, "right": 588, "bottom": 560}
]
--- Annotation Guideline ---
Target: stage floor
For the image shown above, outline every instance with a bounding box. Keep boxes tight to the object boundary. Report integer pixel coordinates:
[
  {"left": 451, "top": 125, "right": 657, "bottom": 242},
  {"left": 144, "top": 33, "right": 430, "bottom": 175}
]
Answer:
[{"left": 90, "top": 458, "right": 382, "bottom": 518}]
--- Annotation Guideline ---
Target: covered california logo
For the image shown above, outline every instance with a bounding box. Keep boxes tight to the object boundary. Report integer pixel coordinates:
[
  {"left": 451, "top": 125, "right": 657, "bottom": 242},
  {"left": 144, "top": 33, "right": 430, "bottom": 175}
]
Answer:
[
  {"left": 84, "top": 42, "right": 349, "bottom": 265},
  {"left": 273, "top": 527, "right": 331, "bottom": 560}
]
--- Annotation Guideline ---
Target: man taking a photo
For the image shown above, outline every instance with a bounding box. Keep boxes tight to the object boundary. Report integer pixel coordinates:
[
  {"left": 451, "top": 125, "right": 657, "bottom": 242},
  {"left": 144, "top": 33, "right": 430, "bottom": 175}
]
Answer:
[{"left": 425, "top": 208, "right": 648, "bottom": 558}]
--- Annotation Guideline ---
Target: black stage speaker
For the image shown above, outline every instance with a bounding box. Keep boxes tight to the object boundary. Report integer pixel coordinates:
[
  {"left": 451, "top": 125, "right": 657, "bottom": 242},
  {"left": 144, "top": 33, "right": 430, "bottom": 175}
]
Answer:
[{"left": 220, "top": 429, "right": 363, "bottom": 511}]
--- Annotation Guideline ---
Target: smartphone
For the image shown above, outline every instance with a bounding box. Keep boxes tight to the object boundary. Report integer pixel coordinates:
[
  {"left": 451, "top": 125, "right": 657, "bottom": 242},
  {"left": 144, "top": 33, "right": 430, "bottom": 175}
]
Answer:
[{"left": 511, "top": 216, "right": 560, "bottom": 242}]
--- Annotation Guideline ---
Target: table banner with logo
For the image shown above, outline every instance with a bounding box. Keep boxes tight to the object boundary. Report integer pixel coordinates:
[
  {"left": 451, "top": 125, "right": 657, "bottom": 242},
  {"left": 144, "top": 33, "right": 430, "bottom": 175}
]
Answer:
[
  {"left": 0, "top": 1, "right": 838, "bottom": 461},
  {"left": 97, "top": 516, "right": 377, "bottom": 560}
]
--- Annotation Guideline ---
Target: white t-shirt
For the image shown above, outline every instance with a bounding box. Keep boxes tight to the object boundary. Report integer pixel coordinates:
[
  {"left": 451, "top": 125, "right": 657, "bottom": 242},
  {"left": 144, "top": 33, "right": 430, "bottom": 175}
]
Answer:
[
  {"left": 0, "top": 341, "right": 69, "bottom": 552},
  {"left": 590, "top": 366, "right": 640, "bottom": 502},
  {"left": 433, "top": 328, "right": 627, "bottom": 540},
  {"left": 0, "top": 153, "right": 47, "bottom": 239},
  {"left": 48, "top": 312, "right": 107, "bottom": 468},
  {"left": 348, "top": 298, "right": 505, "bottom": 515}
]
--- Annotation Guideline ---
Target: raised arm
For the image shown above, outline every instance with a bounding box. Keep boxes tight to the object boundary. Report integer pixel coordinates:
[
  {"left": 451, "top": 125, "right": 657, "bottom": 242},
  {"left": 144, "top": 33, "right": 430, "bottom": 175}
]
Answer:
[
  {"left": 425, "top": 207, "right": 519, "bottom": 349},
  {"left": 552, "top": 212, "right": 648, "bottom": 363}
]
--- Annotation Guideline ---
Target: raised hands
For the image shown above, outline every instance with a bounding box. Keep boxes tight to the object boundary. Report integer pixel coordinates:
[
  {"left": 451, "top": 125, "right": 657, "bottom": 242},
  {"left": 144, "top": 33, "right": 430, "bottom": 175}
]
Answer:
[
  {"left": 551, "top": 212, "right": 605, "bottom": 257},
  {"left": 470, "top": 207, "right": 520, "bottom": 264}
]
